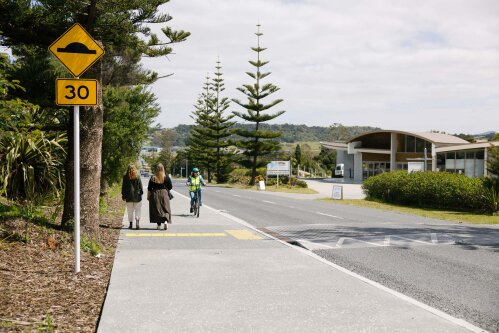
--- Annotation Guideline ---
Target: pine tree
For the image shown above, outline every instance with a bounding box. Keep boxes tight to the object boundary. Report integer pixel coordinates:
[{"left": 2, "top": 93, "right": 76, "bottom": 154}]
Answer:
[
  {"left": 232, "top": 24, "right": 285, "bottom": 185},
  {"left": 294, "top": 144, "right": 302, "bottom": 165},
  {"left": 187, "top": 75, "right": 216, "bottom": 181},
  {"left": 208, "top": 59, "right": 235, "bottom": 183}
]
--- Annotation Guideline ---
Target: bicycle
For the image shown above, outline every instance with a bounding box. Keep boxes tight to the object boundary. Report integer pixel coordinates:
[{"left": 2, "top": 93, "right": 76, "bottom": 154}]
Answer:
[{"left": 192, "top": 190, "right": 200, "bottom": 218}]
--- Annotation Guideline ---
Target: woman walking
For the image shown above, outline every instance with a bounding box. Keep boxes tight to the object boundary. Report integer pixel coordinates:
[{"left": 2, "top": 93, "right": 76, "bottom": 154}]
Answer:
[
  {"left": 121, "top": 165, "right": 144, "bottom": 230},
  {"left": 147, "top": 163, "right": 172, "bottom": 230}
]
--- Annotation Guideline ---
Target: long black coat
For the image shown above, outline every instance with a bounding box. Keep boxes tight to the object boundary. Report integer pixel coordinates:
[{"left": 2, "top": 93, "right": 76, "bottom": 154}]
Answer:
[{"left": 147, "top": 176, "right": 172, "bottom": 223}]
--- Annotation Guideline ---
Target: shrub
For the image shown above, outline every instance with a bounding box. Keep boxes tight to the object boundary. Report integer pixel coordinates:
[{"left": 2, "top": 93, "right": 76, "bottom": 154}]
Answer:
[{"left": 362, "top": 171, "right": 488, "bottom": 211}]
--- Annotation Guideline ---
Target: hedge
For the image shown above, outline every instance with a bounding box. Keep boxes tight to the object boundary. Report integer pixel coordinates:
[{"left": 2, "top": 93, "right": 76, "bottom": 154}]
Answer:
[{"left": 362, "top": 171, "right": 490, "bottom": 211}]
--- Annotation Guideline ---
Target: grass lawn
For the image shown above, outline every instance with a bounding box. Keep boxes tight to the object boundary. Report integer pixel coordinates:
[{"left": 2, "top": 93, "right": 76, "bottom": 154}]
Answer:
[
  {"left": 208, "top": 183, "right": 318, "bottom": 194},
  {"left": 321, "top": 198, "right": 499, "bottom": 224}
]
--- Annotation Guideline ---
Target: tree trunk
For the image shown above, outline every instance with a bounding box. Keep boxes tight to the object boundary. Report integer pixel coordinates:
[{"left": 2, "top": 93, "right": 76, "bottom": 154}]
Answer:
[
  {"left": 79, "top": 83, "right": 103, "bottom": 236},
  {"left": 250, "top": 154, "right": 258, "bottom": 186}
]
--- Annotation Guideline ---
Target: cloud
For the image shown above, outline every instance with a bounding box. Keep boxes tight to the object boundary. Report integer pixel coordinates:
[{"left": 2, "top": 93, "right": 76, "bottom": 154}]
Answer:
[{"left": 141, "top": 0, "right": 499, "bottom": 134}]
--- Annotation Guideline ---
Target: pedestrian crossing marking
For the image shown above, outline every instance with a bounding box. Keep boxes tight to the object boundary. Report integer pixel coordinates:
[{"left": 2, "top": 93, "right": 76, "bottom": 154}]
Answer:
[
  {"left": 126, "top": 233, "right": 227, "bottom": 237},
  {"left": 225, "top": 229, "right": 263, "bottom": 240}
]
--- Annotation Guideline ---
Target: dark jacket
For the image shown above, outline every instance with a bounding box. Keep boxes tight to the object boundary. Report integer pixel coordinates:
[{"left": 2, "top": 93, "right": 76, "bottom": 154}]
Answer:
[{"left": 122, "top": 176, "right": 143, "bottom": 202}]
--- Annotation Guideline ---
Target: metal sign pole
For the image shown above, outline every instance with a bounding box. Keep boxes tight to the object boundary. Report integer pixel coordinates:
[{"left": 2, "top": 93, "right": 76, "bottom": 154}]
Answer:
[{"left": 74, "top": 104, "right": 80, "bottom": 273}]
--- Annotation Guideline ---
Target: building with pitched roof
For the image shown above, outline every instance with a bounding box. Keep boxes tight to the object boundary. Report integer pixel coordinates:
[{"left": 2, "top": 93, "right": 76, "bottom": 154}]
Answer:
[{"left": 321, "top": 130, "right": 498, "bottom": 182}]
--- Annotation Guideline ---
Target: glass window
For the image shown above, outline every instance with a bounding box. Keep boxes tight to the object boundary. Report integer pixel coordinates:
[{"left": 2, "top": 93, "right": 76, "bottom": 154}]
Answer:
[
  {"left": 425, "top": 142, "right": 432, "bottom": 153},
  {"left": 436, "top": 153, "right": 445, "bottom": 172},
  {"left": 456, "top": 152, "right": 465, "bottom": 170},
  {"left": 476, "top": 149, "right": 484, "bottom": 159},
  {"left": 397, "top": 135, "right": 405, "bottom": 152},
  {"left": 415, "top": 138, "right": 425, "bottom": 152},
  {"left": 466, "top": 151, "right": 474, "bottom": 159},
  {"left": 406, "top": 136, "right": 415, "bottom": 152}
]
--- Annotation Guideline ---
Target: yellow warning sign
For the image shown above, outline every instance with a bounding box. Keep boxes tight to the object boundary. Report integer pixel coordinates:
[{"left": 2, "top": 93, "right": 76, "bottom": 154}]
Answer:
[
  {"left": 49, "top": 23, "right": 105, "bottom": 77},
  {"left": 56, "top": 79, "right": 98, "bottom": 106}
]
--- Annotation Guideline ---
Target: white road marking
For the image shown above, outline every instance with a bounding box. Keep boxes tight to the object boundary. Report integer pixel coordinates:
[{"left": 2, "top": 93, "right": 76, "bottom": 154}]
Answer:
[
  {"left": 431, "top": 233, "right": 438, "bottom": 244},
  {"left": 262, "top": 200, "right": 276, "bottom": 204},
  {"left": 296, "top": 239, "right": 334, "bottom": 250},
  {"left": 316, "top": 212, "right": 343, "bottom": 219},
  {"left": 384, "top": 235, "right": 391, "bottom": 246},
  {"left": 336, "top": 237, "right": 346, "bottom": 248},
  {"left": 391, "top": 235, "right": 433, "bottom": 245},
  {"left": 232, "top": 194, "right": 242, "bottom": 197},
  {"left": 288, "top": 205, "right": 295, "bottom": 209}
]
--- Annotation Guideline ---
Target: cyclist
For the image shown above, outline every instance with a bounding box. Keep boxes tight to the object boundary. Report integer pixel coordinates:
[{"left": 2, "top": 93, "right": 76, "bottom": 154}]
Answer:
[{"left": 187, "top": 167, "right": 206, "bottom": 213}]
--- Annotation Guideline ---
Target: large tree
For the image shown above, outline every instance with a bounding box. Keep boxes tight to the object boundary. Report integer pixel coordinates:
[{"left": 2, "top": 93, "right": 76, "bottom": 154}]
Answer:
[
  {"left": 187, "top": 75, "right": 216, "bottom": 181},
  {"left": 232, "top": 24, "right": 285, "bottom": 185},
  {"left": 0, "top": 1, "right": 189, "bottom": 234},
  {"left": 207, "top": 59, "right": 235, "bottom": 183}
]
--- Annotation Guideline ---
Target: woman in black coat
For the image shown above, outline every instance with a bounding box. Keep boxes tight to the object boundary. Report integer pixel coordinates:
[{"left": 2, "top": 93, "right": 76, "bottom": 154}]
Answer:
[{"left": 121, "top": 165, "right": 144, "bottom": 229}]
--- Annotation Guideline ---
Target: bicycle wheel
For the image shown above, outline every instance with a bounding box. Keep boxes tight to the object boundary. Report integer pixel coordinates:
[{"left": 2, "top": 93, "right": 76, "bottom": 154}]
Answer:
[
  {"left": 196, "top": 199, "right": 200, "bottom": 218},
  {"left": 193, "top": 197, "right": 198, "bottom": 216}
]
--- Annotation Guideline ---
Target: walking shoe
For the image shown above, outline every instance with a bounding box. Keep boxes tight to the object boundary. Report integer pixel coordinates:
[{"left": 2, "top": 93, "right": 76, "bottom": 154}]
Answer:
[
  {"left": 128, "top": 222, "right": 133, "bottom": 229},
  {"left": 163, "top": 223, "right": 168, "bottom": 230},
  {"left": 190, "top": 207, "right": 193, "bottom": 213},
  {"left": 135, "top": 221, "right": 140, "bottom": 230},
  {"left": 157, "top": 225, "right": 161, "bottom": 230}
]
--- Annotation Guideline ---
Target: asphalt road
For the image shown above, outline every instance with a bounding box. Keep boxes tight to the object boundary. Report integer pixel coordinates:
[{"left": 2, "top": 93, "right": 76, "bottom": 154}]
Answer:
[{"left": 173, "top": 181, "right": 499, "bottom": 332}]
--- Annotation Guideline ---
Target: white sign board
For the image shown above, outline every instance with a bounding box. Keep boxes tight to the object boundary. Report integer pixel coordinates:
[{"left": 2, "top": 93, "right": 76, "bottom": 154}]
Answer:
[
  {"left": 332, "top": 185, "right": 343, "bottom": 200},
  {"left": 408, "top": 162, "right": 424, "bottom": 173},
  {"left": 258, "top": 180, "right": 266, "bottom": 191},
  {"left": 266, "top": 161, "right": 291, "bottom": 176}
]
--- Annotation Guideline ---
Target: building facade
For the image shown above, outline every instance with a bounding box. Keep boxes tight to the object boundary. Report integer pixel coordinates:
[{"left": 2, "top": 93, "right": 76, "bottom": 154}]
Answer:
[{"left": 321, "top": 130, "right": 498, "bottom": 182}]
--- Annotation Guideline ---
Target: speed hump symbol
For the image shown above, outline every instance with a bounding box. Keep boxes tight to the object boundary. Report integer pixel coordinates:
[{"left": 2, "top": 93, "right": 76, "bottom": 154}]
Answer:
[
  {"left": 49, "top": 23, "right": 105, "bottom": 77},
  {"left": 56, "top": 79, "right": 98, "bottom": 106}
]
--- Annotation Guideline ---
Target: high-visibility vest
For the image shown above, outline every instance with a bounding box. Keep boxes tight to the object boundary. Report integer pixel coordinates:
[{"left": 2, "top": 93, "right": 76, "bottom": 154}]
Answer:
[{"left": 188, "top": 176, "right": 201, "bottom": 192}]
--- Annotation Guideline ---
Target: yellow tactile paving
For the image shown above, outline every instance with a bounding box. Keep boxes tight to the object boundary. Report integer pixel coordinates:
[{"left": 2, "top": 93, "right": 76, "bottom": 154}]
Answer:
[
  {"left": 225, "top": 229, "right": 264, "bottom": 240},
  {"left": 126, "top": 233, "right": 227, "bottom": 237}
]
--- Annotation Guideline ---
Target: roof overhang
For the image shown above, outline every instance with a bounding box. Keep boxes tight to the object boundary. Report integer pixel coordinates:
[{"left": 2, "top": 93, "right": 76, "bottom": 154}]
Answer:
[
  {"left": 435, "top": 141, "right": 499, "bottom": 153},
  {"left": 320, "top": 141, "right": 348, "bottom": 151}
]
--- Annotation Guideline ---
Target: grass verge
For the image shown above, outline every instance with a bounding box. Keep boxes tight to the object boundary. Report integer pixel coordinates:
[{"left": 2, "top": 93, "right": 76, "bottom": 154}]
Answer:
[{"left": 321, "top": 198, "right": 499, "bottom": 224}]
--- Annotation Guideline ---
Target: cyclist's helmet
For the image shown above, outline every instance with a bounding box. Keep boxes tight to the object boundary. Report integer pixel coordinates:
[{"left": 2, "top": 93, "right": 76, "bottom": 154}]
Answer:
[{"left": 192, "top": 167, "right": 199, "bottom": 173}]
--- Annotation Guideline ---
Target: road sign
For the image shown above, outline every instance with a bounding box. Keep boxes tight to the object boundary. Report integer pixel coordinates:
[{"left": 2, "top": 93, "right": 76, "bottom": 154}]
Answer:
[
  {"left": 49, "top": 23, "right": 105, "bottom": 77},
  {"left": 56, "top": 79, "right": 98, "bottom": 106},
  {"left": 266, "top": 161, "right": 291, "bottom": 176}
]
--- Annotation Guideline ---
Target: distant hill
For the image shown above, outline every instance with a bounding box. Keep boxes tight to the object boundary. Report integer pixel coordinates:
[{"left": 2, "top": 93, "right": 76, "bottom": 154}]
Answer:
[{"left": 161, "top": 123, "right": 380, "bottom": 147}]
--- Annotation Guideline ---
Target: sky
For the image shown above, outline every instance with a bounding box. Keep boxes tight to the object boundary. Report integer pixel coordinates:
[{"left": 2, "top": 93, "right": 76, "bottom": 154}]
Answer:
[{"left": 140, "top": 0, "right": 499, "bottom": 134}]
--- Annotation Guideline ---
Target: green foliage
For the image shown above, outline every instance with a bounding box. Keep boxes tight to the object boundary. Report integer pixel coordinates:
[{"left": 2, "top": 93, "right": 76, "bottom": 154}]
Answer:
[
  {"left": 232, "top": 24, "right": 285, "bottom": 185},
  {"left": 294, "top": 144, "right": 302, "bottom": 164},
  {"left": 0, "top": 130, "right": 66, "bottom": 200},
  {"left": 266, "top": 176, "right": 308, "bottom": 188},
  {"left": 102, "top": 85, "right": 160, "bottom": 186},
  {"left": 362, "top": 171, "right": 491, "bottom": 212},
  {"left": 37, "top": 314, "right": 55, "bottom": 333},
  {"left": 81, "top": 235, "right": 101, "bottom": 256},
  {"left": 487, "top": 146, "right": 499, "bottom": 177},
  {"left": 314, "top": 147, "right": 337, "bottom": 173}
]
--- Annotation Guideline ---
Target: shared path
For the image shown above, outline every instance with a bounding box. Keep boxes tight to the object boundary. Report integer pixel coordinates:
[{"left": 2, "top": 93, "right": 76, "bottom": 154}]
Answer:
[{"left": 97, "top": 181, "right": 489, "bottom": 332}]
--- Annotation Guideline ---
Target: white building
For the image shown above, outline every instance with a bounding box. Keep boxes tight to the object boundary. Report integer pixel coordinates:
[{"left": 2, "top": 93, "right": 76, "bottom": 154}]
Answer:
[{"left": 321, "top": 130, "right": 498, "bottom": 182}]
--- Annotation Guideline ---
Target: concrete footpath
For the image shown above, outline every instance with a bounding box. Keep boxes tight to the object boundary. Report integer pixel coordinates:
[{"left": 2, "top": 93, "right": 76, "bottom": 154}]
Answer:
[{"left": 97, "top": 189, "right": 476, "bottom": 332}]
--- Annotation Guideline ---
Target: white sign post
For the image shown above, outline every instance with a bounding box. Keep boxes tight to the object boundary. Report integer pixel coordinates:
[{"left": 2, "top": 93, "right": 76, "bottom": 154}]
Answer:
[{"left": 74, "top": 105, "right": 80, "bottom": 272}]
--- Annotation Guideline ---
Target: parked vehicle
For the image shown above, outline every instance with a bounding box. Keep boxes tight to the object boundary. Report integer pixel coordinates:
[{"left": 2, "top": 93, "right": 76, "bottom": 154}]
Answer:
[{"left": 334, "top": 164, "right": 344, "bottom": 177}]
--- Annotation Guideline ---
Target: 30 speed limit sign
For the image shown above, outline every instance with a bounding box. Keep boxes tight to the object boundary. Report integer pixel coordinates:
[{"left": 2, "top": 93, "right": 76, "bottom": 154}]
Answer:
[{"left": 56, "top": 78, "right": 98, "bottom": 106}]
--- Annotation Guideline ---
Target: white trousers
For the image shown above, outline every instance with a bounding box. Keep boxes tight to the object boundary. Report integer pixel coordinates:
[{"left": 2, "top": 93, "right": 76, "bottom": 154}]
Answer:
[{"left": 126, "top": 201, "right": 142, "bottom": 222}]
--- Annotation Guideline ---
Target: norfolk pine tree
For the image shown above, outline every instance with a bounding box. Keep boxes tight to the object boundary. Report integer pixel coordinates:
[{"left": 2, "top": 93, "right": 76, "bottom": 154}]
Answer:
[
  {"left": 232, "top": 24, "right": 285, "bottom": 185},
  {"left": 188, "top": 75, "right": 216, "bottom": 182},
  {"left": 208, "top": 59, "right": 235, "bottom": 183}
]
